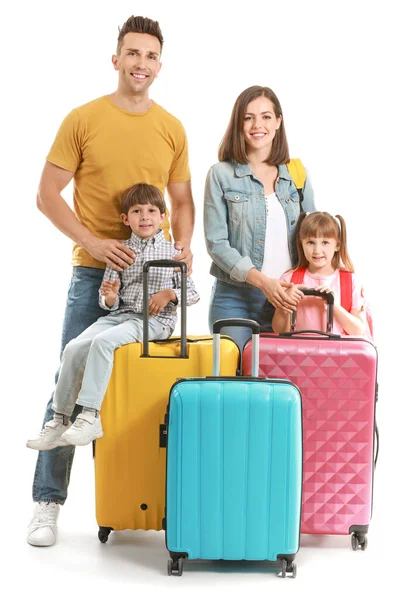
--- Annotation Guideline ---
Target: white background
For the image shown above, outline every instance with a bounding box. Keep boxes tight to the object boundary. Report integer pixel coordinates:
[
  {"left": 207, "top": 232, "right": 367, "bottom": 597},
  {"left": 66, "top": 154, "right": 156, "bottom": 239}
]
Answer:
[{"left": 2, "top": 0, "right": 409, "bottom": 597}]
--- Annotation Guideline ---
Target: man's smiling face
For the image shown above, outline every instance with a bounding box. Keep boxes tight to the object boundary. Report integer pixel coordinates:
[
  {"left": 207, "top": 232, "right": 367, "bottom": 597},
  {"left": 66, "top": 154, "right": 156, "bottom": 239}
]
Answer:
[{"left": 112, "top": 32, "right": 162, "bottom": 96}]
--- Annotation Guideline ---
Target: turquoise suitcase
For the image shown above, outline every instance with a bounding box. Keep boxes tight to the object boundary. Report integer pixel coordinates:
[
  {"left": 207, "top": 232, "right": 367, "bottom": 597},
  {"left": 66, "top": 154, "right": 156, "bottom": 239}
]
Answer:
[{"left": 163, "top": 319, "right": 303, "bottom": 577}]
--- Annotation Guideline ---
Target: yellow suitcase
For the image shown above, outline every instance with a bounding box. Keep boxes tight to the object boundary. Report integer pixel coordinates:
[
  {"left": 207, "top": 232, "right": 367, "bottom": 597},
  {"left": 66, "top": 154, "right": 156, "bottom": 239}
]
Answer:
[{"left": 94, "top": 261, "right": 240, "bottom": 542}]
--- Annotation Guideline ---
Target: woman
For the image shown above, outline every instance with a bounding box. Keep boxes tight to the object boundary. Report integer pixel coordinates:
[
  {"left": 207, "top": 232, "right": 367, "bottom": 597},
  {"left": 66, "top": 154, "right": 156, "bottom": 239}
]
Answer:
[{"left": 204, "top": 85, "right": 316, "bottom": 349}]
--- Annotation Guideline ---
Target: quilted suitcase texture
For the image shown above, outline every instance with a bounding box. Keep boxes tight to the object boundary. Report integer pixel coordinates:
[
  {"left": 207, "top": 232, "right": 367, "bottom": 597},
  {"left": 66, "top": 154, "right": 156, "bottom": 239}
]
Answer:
[
  {"left": 164, "top": 319, "right": 303, "bottom": 577},
  {"left": 243, "top": 290, "right": 378, "bottom": 550}
]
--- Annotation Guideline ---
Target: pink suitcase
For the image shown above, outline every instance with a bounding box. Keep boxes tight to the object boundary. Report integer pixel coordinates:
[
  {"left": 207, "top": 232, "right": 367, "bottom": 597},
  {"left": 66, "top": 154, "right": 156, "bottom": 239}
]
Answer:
[{"left": 242, "top": 290, "right": 378, "bottom": 550}]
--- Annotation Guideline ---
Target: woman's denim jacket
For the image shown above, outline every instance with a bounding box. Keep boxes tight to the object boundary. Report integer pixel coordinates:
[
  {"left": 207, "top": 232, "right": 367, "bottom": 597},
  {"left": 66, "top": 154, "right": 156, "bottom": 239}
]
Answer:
[{"left": 204, "top": 160, "right": 316, "bottom": 287}]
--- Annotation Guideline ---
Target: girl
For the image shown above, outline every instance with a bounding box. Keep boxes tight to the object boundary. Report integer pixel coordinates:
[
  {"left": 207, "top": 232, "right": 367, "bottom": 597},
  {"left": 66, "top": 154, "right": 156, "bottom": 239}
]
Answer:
[
  {"left": 271, "top": 211, "right": 368, "bottom": 336},
  {"left": 204, "top": 86, "right": 316, "bottom": 350}
]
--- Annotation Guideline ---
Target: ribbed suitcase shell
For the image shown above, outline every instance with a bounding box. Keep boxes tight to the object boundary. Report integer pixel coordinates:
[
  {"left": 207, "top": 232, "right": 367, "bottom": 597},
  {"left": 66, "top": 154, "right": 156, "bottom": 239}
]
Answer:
[
  {"left": 242, "top": 334, "right": 377, "bottom": 535},
  {"left": 94, "top": 337, "right": 239, "bottom": 532},
  {"left": 166, "top": 378, "right": 302, "bottom": 560}
]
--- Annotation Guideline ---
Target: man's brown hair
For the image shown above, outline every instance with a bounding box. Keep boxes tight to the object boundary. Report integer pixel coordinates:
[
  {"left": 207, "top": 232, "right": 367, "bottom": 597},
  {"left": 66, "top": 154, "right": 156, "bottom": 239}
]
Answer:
[
  {"left": 121, "top": 183, "right": 166, "bottom": 215},
  {"left": 218, "top": 86, "right": 290, "bottom": 166},
  {"left": 117, "top": 15, "right": 164, "bottom": 54}
]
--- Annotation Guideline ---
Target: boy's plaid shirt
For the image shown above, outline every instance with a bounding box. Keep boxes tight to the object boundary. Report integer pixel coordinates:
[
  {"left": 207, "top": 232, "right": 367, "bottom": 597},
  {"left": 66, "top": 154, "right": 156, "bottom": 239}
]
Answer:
[{"left": 99, "top": 230, "right": 199, "bottom": 330}]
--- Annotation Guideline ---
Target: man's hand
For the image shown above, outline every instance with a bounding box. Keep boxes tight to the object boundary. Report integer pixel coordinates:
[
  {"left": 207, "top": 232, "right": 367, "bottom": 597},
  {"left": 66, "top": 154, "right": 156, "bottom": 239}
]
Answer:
[
  {"left": 149, "top": 290, "right": 177, "bottom": 315},
  {"left": 101, "top": 279, "right": 120, "bottom": 308},
  {"left": 174, "top": 241, "right": 193, "bottom": 275},
  {"left": 85, "top": 238, "right": 135, "bottom": 271},
  {"left": 167, "top": 180, "right": 195, "bottom": 274}
]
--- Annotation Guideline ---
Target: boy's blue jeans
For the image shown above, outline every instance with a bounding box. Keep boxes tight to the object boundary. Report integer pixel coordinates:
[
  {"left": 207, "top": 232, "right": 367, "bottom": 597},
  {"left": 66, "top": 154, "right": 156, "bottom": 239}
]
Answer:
[
  {"left": 32, "top": 267, "right": 106, "bottom": 504},
  {"left": 53, "top": 313, "right": 169, "bottom": 416}
]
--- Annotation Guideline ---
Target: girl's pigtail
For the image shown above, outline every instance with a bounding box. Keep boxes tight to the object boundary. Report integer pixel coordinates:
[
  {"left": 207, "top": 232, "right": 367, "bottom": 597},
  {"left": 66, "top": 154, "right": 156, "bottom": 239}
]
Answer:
[
  {"left": 336, "top": 214, "right": 355, "bottom": 272},
  {"left": 294, "top": 211, "right": 309, "bottom": 269}
]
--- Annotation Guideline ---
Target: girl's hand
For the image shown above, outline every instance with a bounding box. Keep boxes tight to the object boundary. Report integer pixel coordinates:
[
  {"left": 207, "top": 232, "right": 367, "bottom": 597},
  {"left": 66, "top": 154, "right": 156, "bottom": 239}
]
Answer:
[{"left": 314, "top": 285, "right": 338, "bottom": 305}]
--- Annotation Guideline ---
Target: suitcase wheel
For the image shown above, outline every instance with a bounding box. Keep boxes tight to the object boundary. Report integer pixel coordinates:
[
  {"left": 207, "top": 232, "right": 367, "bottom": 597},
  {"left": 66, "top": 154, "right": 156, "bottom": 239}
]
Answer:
[
  {"left": 279, "top": 559, "right": 297, "bottom": 578},
  {"left": 98, "top": 526, "right": 113, "bottom": 544},
  {"left": 167, "top": 556, "right": 184, "bottom": 576},
  {"left": 351, "top": 532, "right": 368, "bottom": 551}
]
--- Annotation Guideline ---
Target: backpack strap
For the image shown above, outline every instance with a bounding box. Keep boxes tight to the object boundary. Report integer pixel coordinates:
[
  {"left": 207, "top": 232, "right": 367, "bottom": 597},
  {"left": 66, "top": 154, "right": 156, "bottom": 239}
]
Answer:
[
  {"left": 287, "top": 158, "right": 306, "bottom": 203},
  {"left": 292, "top": 268, "right": 353, "bottom": 312},
  {"left": 290, "top": 268, "right": 306, "bottom": 284},
  {"left": 339, "top": 270, "right": 352, "bottom": 312},
  {"left": 291, "top": 268, "right": 358, "bottom": 335}
]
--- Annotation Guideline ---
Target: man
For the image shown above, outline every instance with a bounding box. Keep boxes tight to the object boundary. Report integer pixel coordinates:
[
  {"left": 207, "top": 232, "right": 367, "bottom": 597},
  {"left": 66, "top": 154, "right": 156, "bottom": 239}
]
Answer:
[{"left": 28, "top": 15, "right": 195, "bottom": 547}]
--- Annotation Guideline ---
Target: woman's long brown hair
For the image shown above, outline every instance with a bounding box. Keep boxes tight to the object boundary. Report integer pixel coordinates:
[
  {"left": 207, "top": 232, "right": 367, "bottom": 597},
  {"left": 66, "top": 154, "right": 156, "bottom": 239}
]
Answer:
[{"left": 218, "top": 86, "right": 290, "bottom": 166}]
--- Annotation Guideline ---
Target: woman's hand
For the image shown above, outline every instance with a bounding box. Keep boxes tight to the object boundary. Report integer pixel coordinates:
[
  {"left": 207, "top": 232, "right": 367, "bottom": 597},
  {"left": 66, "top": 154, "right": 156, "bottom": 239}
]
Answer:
[
  {"left": 262, "top": 279, "right": 300, "bottom": 313},
  {"left": 246, "top": 269, "right": 301, "bottom": 313},
  {"left": 286, "top": 284, "right": 305, "bottom": 304}
]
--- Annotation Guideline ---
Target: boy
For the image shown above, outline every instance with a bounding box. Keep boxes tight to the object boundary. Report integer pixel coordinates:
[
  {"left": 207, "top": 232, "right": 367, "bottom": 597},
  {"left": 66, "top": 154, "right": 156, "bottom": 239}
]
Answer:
[{"left": 27, "top": 183, "right": 199, "bottom": 450}]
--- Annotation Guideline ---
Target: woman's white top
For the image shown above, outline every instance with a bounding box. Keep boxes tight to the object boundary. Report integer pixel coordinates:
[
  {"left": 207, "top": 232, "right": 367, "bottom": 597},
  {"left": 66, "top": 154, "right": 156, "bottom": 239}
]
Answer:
[{"left": 261, "top": 192, "right": 292, "bottom": 279}]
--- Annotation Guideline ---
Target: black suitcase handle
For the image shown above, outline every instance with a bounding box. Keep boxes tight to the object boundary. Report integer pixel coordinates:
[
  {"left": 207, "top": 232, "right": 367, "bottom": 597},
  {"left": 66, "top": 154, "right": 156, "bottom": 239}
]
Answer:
[
  {"left": 142, "top": 260, "right": 187, "bottom": 358},
  {"left": 212, "top": 318, "right": 260, "bottom": 376},
  {"left": 374, "top": 423, "right": 379, "bottom": 466},
  {"left": 280, "top": 330, "right": 341, "bottom": 339},
  {"left": 213, "top": 318, "right": 260, "bottom": 335},
  {"left": 291, "top": 288, "right": 334, "bottom": 333}
]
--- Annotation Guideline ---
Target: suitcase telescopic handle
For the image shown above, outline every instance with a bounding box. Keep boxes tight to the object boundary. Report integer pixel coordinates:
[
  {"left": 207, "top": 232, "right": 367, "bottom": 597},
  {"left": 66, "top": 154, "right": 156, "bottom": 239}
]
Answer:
[
  {"left": 142, "top": 260, "right": 187, "bottom": 358},
  {"left": 291, "top": 288, "right": 334, "bottom": 333},
  {"left": 212, "top": 318, "right": 260, "bottom": 377},
  {"left": 212, "top": 319, "right": 260, "bottom": 335}
]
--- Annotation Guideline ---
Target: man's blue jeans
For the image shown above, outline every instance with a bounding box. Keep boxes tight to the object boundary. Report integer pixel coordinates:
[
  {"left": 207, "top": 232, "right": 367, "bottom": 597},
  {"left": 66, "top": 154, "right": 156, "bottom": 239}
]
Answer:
[
  {"left": 32, "top": 267, "right": 106, "bottom": 504},
  {"left": 208, "top": 279, "right": 272, "bottom": 351}
]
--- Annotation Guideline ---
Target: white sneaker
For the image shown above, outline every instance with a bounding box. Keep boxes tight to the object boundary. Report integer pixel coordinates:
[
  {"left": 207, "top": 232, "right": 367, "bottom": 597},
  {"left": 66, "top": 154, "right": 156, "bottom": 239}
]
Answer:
[
  {"left": 26, "top": 419, "right": 69, "bottom": 451},
  {"left": 60, "top": 412, "right": 103, "bottom": 446},
  {"left": 27, "top": 502, "right": 59, "bottom": 547}
]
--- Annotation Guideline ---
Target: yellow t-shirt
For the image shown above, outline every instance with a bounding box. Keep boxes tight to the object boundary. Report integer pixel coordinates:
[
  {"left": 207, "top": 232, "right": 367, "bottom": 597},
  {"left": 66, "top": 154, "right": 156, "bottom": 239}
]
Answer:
[{"left": 46, "top": 96, "right": 191, "bottom": 268}]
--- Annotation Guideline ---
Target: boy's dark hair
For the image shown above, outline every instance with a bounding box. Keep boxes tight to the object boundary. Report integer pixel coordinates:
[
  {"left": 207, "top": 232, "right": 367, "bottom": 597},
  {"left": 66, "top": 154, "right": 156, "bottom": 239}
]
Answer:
[
  {"left": 117, "top": 16, "right": 164, "bottom": 54},
  {"left": 121, "top": 183, "right": 166, "bottom": 215}
]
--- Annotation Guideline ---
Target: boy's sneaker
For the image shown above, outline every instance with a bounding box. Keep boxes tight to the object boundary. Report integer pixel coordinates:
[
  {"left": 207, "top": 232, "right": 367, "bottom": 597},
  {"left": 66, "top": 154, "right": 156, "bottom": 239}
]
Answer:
[
  {"left": 60, "top": 412, "right": 103, "bottom": 446},
  {"left": 26, "top": 420, "right": 69, "bottom": 451},
  {"left": 27, "top": 502, "right": 59, "bottom": 547}
]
